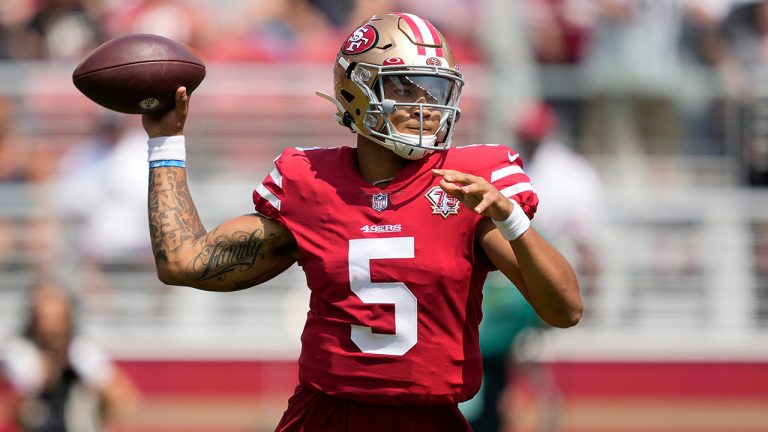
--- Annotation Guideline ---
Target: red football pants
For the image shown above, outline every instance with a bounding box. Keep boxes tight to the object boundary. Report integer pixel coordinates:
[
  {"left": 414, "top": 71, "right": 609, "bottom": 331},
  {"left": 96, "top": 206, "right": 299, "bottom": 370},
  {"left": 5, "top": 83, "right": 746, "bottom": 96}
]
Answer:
[{"left": 275, "top": 386, "right": 473, "bottom": 432}]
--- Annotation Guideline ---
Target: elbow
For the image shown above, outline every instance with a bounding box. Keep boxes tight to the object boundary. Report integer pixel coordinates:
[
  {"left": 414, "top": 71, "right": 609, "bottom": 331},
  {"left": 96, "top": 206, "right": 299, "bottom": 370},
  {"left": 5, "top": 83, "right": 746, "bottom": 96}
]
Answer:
[
  {"left": 156, "top": 268, "right": 177, "bottom": 286},
  {"left": 554, "top": 307, "right": 583, "bottom": 328},
  {"left": 156, "top": 271, "right": 176, "bottom": 286},
  {"left": 548, "top": 275, "right": 584, "bottom": 328},
  {"left": 155, "top": 262, "right": 185, "bottom": 286},
  {"left": 541, "top": 295, "right": 583, "bottom": 328},
  {"left": 550, "top": 300, "right": 584, "bottom": 328}
]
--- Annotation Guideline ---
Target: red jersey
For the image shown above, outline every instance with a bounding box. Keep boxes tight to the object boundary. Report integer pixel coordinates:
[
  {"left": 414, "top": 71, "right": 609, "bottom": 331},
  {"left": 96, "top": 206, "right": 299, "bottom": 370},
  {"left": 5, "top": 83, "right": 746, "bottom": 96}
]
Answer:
[{"left": 253, "top": 144, "right": 538, "bottom": 405}]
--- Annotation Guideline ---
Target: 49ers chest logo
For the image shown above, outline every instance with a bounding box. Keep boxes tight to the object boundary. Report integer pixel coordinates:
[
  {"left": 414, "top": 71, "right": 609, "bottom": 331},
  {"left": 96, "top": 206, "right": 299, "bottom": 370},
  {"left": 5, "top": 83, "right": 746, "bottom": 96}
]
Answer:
[
  {"left": 342, "top": 25, "right": 378, "bottom": 55},
  {"left": 425, "top": 186, "right": 460, "bottom": 218}
]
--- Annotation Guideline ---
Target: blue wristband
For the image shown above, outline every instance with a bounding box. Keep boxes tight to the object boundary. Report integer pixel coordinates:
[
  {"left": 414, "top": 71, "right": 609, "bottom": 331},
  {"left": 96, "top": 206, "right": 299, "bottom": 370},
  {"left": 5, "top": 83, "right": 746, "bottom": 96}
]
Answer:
[{"left": 149, "top": 160, "right": 185, "bottom": 169}]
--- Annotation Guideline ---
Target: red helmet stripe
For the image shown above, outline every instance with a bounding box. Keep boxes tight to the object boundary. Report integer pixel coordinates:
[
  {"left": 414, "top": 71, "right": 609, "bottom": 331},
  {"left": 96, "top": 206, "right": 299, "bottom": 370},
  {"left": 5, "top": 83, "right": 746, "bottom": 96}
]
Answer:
[{"left": 396, "top": 12, "right": 427, "bottom": 55}]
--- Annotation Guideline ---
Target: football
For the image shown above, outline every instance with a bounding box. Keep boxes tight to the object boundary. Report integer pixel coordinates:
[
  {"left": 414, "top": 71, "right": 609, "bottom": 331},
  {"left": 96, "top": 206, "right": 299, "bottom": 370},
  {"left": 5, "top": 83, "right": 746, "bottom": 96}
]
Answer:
[{"left": 72, "top": 34, "right": 206, "bottom": 114}]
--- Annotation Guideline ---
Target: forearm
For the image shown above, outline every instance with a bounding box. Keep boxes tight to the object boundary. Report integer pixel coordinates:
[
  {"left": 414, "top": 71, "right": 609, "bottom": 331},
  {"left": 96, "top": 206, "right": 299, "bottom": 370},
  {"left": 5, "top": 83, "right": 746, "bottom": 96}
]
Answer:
[
  {"left": 479, "top": 217, "right": 583, "bottom": 328},
  {"left": 148, "top": 166, "right": 206, "bottom": 273},
  {"left": 509, "top": 227, "right": 583, "bottom": 328}
]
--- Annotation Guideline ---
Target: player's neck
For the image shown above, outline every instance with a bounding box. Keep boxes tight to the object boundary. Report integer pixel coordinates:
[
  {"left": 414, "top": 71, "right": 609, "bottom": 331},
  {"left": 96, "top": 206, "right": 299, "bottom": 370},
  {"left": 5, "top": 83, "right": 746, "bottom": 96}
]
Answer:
[{"left": 356, "top": 136, "right": 409, "bottom": 187}]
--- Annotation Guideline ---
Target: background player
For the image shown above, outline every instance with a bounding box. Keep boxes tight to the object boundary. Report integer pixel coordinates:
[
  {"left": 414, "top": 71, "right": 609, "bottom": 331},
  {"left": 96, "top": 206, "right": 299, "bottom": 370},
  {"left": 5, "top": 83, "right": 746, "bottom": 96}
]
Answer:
[{"left": 140, "top": 12, "right": 582, "bottom": 431}]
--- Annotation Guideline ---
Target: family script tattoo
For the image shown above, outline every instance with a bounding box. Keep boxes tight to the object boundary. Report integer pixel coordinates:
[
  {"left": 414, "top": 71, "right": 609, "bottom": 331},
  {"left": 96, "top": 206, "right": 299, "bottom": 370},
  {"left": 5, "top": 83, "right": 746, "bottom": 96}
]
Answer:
[{"left": 186, "top": 229, "right": 267, "bottom": 281}]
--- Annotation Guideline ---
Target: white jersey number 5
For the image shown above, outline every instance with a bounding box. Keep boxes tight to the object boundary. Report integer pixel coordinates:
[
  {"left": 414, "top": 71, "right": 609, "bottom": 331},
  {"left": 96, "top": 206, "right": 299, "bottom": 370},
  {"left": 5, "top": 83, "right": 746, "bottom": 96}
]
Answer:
[{"left": 348, "top": 237, "right": 417, "bottom": 356}]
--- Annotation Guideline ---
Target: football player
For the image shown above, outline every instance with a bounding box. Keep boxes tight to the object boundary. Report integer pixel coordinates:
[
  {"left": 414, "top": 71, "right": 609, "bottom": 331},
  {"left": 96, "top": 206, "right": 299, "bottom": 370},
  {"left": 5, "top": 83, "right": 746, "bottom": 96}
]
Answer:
[{"left": 141, "top": 12, "right": 583, "bottom": 432}]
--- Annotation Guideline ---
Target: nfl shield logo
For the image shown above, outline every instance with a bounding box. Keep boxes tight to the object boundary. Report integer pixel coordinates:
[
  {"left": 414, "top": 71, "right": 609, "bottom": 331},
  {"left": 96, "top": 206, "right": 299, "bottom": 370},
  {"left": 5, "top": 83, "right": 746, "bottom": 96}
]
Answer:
[{"left": 372, "top": 193, "right": 388, "bottom": 212}]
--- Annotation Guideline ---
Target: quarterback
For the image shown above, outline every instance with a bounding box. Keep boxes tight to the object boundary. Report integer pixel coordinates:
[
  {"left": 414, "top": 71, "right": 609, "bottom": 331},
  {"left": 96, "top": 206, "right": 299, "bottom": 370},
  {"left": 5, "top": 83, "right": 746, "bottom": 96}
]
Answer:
[{"left": 141, "top": 12, "right": 583, "bottom": 432}]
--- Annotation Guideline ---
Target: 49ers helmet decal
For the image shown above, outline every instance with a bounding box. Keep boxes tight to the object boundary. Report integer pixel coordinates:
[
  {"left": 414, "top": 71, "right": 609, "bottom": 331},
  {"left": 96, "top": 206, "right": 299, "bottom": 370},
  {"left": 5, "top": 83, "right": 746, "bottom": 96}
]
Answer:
[{"left": 342, "top": 24, "right": 378, "bottom": 55}]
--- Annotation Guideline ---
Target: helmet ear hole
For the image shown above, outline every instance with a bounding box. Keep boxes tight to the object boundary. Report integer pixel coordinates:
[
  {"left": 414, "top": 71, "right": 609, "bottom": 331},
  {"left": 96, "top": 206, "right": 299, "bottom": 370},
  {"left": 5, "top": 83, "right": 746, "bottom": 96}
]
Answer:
[
  {"left": 364, "top": 114, "right": 379, "bottom": 129},
  {"left": 340, "top": 89, "right": 355, "bottom": 103}
]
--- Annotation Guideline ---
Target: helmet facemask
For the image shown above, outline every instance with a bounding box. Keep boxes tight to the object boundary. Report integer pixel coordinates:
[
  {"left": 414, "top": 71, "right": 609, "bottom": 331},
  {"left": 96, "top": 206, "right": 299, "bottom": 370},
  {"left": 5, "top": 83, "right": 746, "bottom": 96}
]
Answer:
[{"left": 351, "top": 63, "right": 463, "bottom": 160}]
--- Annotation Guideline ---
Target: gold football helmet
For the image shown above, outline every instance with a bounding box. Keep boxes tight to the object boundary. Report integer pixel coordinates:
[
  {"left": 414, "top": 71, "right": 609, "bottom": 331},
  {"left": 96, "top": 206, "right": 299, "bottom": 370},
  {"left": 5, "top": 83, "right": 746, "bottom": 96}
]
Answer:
[{"left": 317, "top": 12, "right": 464, "bottom": 160}]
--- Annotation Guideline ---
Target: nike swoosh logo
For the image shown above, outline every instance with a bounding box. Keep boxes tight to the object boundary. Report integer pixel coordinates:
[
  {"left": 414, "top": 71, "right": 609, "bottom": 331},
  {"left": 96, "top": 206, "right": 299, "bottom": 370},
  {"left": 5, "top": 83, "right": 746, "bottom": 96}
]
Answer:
[{"left": 508, "top": 152, "right": 519, "bottom": 164}]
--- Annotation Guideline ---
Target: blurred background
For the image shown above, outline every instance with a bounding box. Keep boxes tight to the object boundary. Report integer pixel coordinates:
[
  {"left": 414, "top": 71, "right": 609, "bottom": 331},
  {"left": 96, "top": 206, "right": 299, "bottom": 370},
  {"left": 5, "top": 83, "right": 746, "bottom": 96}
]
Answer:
[{"left": 1, "top": 0, "right": 768, "bottom": 431}]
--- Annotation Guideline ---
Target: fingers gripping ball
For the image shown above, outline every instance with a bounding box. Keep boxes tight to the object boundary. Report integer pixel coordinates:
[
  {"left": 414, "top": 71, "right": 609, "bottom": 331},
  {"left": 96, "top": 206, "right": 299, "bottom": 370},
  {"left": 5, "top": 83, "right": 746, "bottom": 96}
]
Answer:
[{"left": 72, "top": 34, "right": 205, "bottom": 114}]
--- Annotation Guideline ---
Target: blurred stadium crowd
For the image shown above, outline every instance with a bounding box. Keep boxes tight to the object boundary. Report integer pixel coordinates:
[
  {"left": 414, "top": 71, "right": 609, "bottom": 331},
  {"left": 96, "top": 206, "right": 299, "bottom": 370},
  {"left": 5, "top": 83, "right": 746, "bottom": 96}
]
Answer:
[
  {"left": 0, "top": 0, "right": 481, "bottom": 63},
  {"left": 0, "top": 0, "right": 766, "bottom": 297},
  {"left": 1, "top": 0, "right": 768, "bottom": 173},
  {"left": 2, "top": 0, "right": 768, "bottom": 431}
]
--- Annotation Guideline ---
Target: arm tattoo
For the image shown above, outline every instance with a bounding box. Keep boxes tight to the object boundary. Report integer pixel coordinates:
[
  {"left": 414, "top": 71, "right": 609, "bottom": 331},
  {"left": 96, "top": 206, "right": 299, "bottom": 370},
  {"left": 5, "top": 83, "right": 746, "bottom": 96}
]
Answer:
[
  {"left": 148, "top": 168, "right": 206, "bottom": 264},
  {"left": 186, "top": 229, "right": 273, "bottom": 282}
]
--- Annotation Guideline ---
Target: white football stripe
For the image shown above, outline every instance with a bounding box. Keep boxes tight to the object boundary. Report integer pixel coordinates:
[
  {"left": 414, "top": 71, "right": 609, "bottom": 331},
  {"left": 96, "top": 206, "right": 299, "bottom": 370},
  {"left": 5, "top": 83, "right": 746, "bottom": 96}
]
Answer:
[
  {"left": 269, "top": 168, "right": 283, "bottom": 188},
  {"left": 255, "top": 184, "right": 281, "bottom": 211},
  {"left": 500, "top": 182, "right": 534, "bottom": 198},
  {"left": 491, "top": 165, "right": 524, "bottom": 183}
]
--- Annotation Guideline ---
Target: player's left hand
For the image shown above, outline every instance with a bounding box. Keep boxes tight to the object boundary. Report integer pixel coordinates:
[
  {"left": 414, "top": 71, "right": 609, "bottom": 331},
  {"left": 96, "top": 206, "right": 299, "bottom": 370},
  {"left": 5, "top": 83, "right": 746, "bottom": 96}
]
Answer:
[{"left": 432, "top": 169, "right": 513, "bottom": 221}]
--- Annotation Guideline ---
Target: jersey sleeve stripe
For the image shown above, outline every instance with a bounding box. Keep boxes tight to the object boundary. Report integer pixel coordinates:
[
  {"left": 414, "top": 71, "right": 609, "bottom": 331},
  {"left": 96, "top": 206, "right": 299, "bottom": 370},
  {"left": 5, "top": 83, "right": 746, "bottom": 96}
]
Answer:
[
  {"left": 269, "top": 168, "right": 283, "bottom": 188},
  {"left": 500, "top": 182, "right": 534, "bottom": 198},
  {"left": 490, "top": 165, "right": 524, "bottom": 183},
  {"left": 255, "top": 183, "right": 281, "bottom": 211}
]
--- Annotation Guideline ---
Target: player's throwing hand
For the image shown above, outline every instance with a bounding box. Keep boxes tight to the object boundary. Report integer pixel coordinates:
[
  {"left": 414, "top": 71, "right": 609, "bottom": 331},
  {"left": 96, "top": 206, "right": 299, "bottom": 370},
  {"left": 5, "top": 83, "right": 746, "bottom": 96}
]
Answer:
[
  {"left": 142, "top": 87, "right": 189, "bottom": 138},
  {"left": 432, "top": 168, "right": 513, "bottom": 221}
]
